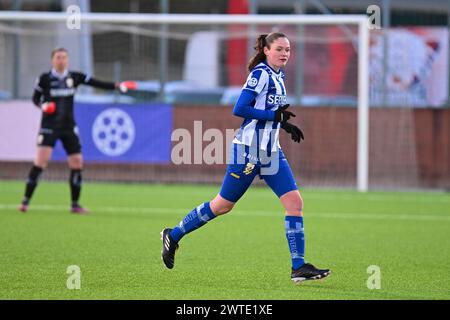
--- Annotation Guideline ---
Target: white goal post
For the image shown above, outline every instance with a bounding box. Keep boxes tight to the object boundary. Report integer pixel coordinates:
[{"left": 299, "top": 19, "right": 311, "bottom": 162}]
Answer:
[{"left": 0, "top": 12, "right": 370, "bottom": 192}]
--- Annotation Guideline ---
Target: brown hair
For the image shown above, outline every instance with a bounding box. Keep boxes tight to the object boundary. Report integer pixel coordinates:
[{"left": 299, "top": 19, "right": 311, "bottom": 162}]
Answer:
[
  {"left": 247, "top": 32, "right": 288, "bottom": 71},
  {"left": 51, "top": 47, "right": 68, "bottom": 58}
]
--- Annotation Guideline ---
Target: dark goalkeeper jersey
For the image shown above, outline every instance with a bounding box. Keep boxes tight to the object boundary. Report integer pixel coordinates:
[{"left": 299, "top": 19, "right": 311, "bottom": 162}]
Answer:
[{"left": 32, "top": 69, "right": 116, "bottom": 129}]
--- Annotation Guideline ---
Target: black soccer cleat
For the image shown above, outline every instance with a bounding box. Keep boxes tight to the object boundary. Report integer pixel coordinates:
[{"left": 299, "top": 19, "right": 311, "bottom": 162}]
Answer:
[
  {"left": 160, "top": 228, "right": 179, "bottom": 269},
  {"left": 291, "top": 263, "right": 331, "bottom": 283}
]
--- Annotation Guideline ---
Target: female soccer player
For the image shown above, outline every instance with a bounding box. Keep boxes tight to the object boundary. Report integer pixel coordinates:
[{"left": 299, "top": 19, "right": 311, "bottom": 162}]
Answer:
[
  {"left": 18, "top": 47, "right": 135, "bottom": 214},
  {"left": 161, "top": 33, "right": 330, "bottom": 283}
]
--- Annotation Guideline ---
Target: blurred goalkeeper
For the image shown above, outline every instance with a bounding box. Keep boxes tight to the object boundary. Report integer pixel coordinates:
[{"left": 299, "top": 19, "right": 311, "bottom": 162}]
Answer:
[{"left": 18, "top": 47, "right": 136, "bottom": 214}]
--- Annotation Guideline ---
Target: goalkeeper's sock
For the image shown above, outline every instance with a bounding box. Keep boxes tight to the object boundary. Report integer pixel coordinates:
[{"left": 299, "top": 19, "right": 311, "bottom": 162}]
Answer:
[
  {"left": 23, "top": 165, "right": 43, "bottom": 204},
  {"left": 285, "top": 215, "right": 305, "bottom": 270},
  {"left": 170, "top": 202, "right": 217, "bottom": 242},
  {"left": 70, "top": 169, "right": 82, "bottom": 207}
]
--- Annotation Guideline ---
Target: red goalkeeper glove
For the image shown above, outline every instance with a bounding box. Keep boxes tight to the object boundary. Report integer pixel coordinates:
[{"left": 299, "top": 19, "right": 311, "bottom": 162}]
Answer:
[
  {"left": 41, "top": 102, "right": 56, "bottom": 114},
  {"left": 117, "top": 81, "right": 137, "bottom": 93}
]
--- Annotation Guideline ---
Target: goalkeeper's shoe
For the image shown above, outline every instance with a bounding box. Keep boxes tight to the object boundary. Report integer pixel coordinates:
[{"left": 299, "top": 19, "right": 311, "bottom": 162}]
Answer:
[
  {"left": 160, "top": 228, "right": 179, "bottom": 269},
  {"left": 291, "top": 263, "right": 331, "bottom": 283},
  {"left": 18, "top": 202, "right": 28, "bottom": 213},
  {"left": 71, "top": 205, "right": 89, "bottom": 215}
]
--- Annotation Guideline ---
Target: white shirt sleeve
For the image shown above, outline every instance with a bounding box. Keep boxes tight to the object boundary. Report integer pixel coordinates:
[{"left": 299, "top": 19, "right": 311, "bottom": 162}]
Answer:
[{"left": 242, "top": 69, "right": 269, "bottom": 94}]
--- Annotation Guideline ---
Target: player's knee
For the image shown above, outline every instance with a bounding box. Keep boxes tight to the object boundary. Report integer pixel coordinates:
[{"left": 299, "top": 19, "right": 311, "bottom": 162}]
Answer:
[
  {"left": 34, "top": 160, "right": 48, "bottom": 169},
  {"left": 281, "top": 191, "right": 303, "bottom": 215},
  {"left": 210, "top": 196, "right": 235, "bottom": 216},
  {"left": 74, "top": 160, "right": 83, "bottom": 169},
  {"left": 68, "top": 155, "right": 83, "bottom": 169},
  {"left": 215, "top": 203, "right": 234, "bottom": 215},
  {"left": 296, "top": 194, "right": 304, "bottom": 212}
]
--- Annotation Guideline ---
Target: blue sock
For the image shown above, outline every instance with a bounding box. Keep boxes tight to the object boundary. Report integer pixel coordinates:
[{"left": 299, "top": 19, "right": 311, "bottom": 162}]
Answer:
[
  {"left": 285, "top": 215, "right": 305, "bottom": 270},
  {"left": 170, "top": 202, "right": 217, "bottom": 242}
]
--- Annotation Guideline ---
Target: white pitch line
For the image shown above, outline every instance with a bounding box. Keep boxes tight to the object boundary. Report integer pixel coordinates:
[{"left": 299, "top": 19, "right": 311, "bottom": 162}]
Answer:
[
  {"left": 1, "top": 203, "right": 450, "bottom": 222},
  {"left": 301, "top": 193, "right": 450, "bottom": 204},
  {"left": 144, "top": 189, "right": 450, "bottom": 204}
]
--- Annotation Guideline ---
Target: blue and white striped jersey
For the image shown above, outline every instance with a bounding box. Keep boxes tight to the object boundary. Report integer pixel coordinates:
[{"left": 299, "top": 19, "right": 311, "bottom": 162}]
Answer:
[{"left": 233, "top": 61, "right": 287, "bottom": 152}]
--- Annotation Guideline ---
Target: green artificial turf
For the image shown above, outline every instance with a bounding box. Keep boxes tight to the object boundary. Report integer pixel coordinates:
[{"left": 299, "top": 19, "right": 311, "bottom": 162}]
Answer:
[{"left": 0, "top": 180, "right": 449, "bottom": 299}]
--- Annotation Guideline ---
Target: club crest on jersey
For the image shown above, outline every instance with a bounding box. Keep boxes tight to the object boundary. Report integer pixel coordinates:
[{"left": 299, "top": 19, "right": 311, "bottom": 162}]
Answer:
[
  {"left": 247, "top": 77, "right": 258, "bottom": 87},
  {"left": 66, "top": 77, "right": 74, "bottom": 88}
]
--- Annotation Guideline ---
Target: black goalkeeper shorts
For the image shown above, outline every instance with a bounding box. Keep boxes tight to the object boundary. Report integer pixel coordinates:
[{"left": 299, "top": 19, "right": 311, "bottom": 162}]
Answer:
[{"left": 37, "top": 127, "right": 82, "bottom": 155}]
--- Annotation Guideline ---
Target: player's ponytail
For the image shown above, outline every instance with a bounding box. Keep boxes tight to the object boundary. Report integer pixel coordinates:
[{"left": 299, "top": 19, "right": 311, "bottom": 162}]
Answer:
[
  {"left": 247, "top": 32, "right": 288, "bottom": 71},
  {"left": 247, "top": 34, "right": 268, "bottom": 71}
]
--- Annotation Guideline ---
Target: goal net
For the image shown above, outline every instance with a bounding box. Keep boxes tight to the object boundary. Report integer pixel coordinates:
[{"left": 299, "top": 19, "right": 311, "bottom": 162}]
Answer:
[{"left": 8, "top": 12, "right": 433, "bottom": 192}]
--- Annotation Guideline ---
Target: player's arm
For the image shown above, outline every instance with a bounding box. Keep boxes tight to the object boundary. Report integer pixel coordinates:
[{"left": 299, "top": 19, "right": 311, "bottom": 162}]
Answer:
[
  {"left": 232, "top": 89, "right": 275, "bottom": 121},
  {"left": 233, "top": 69, "right": 274, "bottom": 121},
  {"left": 32, "top": 89, "right": 42, "bottom": 107},
  {"left": 87, "top": 77, "right": 117, "bottom": 90},
  {"left": 32, "top": 74, "right": 45, "bottom": 107},
  {"left": 31, "top": 74, "right": 56, "bottom": 114},
  {"left": 73, "top": 72, "right": 136, "bottom": 93},
  {"left": 80, "top": 72, "right": 116, "bottom": 90},
  {"left": 232, "top": 69, "right": 295, "bottom": 122}
]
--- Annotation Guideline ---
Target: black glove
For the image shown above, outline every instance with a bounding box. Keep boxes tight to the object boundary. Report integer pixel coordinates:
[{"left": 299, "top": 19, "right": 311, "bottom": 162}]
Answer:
[
  {"left": 274, "top": 104, "right": 296, "bottom": 123},
  {"left": 281, "top": 121, "right": 304, "bottom": 143}
]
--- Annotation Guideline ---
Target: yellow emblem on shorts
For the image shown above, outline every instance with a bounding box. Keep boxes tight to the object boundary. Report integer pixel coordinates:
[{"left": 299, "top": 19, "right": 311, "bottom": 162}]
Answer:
[
  {"left": 243, "top": 163, "right": 255, "bottom": 175},
  {"left": 230, "top": 173, "right": 240, "bottom": 179}
]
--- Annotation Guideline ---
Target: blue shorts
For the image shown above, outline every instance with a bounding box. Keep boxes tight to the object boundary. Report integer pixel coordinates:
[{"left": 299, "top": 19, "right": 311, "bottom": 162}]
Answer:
[{"left": 219, "top": 143, "right": 298, "bottom": 203}]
